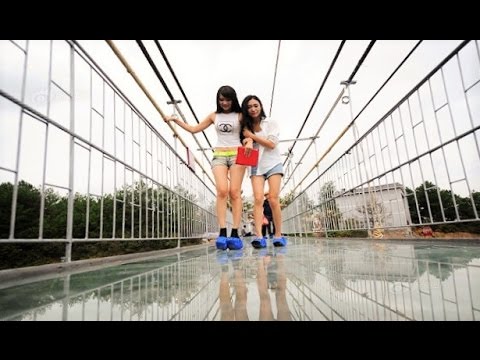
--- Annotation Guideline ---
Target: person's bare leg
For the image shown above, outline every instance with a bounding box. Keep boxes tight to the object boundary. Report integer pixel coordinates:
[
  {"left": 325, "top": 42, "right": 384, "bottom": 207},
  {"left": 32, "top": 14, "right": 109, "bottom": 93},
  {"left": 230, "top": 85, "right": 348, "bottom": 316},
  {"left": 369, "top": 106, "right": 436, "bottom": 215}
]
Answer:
[
  {"left": 233, "top": 268, "right": 249, "bottom": 321},
  {"left": 212, "top": 166, "right": 229, "bottom": 229},
  {"left": 267, "top": 175, "right": 282, "bottom": 238},
  {"left": 257, "top": 256, "right": 274, "bottom": 320},
  {"left": 229, "top": 164, "right": 246, "bottom": 229},
  {"left": 275, "top": 254, "right": 291, "bottom": 320},
  {"left": 251, "top": 176, "right": 266, "bottom": 237},
  {"left": 219, "top": 271, "right": 234, "bottom": 320}
]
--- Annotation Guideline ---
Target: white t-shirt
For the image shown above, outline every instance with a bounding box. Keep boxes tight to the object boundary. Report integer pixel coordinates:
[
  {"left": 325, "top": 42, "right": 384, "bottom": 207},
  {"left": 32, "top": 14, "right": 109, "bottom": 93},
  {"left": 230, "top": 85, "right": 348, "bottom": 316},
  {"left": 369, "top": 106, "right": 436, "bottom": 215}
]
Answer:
[
  {"left": 252, "top": 117, "right": 282, "bottom": 175},
  {"left": 214, "top": 112, "right": 242, "bottom": 147}
]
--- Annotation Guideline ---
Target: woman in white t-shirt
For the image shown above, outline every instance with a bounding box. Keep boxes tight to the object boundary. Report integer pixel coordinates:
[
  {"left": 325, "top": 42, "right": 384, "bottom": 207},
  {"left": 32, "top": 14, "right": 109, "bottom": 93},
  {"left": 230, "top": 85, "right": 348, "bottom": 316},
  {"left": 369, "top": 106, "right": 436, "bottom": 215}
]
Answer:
[
  {"left": 165, "top": 86, "right": 246, "bottom": 250},
  {"left": 240, "top": 95, "right": 287, "bottom": 249}
]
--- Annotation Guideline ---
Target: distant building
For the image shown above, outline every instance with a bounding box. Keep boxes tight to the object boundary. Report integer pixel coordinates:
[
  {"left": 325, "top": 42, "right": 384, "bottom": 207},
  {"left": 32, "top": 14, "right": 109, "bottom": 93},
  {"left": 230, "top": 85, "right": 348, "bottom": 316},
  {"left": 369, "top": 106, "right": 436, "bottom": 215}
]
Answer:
[{"left": 334, "top": 182, "right": 411, "bottom": 228}]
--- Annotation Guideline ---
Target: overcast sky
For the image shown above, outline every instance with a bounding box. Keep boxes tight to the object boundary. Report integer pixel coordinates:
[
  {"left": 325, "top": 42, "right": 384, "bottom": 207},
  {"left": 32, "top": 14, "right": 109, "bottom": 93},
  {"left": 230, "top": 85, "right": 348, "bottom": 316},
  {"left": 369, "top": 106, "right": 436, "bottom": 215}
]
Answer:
[{"left": 1, "top": 40, "right": 475, "bottom": 198}]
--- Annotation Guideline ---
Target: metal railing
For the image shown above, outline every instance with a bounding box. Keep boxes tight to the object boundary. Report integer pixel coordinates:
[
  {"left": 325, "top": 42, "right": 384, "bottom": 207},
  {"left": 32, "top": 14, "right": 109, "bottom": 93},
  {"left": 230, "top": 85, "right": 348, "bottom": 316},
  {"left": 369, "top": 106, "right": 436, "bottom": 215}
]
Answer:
[
  {"left": 282, "top": 40, "right": 480, "bottom": 239},
  {"left": 0, "top": 40, "right": 222, "bottom": 262}
]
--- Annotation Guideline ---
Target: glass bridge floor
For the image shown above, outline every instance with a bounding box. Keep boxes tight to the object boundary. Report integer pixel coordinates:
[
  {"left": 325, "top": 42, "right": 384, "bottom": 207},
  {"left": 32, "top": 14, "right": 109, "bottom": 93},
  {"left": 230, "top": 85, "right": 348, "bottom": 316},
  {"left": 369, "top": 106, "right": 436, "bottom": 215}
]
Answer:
[{"left": 1, "top": 237, "right": 479, "bottom": 321}]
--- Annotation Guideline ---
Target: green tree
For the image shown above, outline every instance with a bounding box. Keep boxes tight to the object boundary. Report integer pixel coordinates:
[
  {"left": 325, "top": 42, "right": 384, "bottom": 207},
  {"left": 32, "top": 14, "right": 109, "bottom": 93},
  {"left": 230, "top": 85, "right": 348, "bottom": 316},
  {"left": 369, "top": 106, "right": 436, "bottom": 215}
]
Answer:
[
  {"left": 406, "top": 181, "right": 480, "bottom": 233},
  {"left": 0, "top": 181, "right": 41, "bottom": 239},
  {"left": 0, "top": 180, "right": 203, "bottom": 269},
  {"left": 280, "top": 191, "right": 296, "bottom": 208}
]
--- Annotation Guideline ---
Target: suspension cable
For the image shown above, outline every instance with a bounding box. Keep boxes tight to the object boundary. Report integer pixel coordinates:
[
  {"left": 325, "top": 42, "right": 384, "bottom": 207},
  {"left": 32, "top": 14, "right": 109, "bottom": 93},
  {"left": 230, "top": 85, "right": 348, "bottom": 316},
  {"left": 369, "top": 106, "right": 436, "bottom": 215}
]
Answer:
[
  {"left": 153, "top": 40, "right": 213, "bottom": 151},
  {"left": 269, "top": 40, "right": 281, "bottom": 116},
  {"left": 282, "top": 40, "right": 346, "bottom": 166},
  {"left": 345, "top": 40, "right": 422, "bottom": 129},
  {"left": 104, "top": 40, "right": 215, "bottom": 187},
  {"left": 286, "top": 40, "right": 431, "bottom": 196},
  {"left": 135, "top": 40, "right": 212, "bottom": 166},
  {"left": 281, "top": 88, "right": 345, "bottom": 192},
  {"left": 283, "top": 40, "right": 376, "bottom": 192},
  {"left": 346, "top": 40, "right": 376, "bottom": 84}
]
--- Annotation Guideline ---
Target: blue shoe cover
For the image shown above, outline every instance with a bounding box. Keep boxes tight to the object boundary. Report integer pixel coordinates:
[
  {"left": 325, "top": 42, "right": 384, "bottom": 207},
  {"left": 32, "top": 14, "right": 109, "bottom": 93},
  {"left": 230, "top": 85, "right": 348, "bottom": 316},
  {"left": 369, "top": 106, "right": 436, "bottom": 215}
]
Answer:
[
  {"left": 272, "top": 236, "right": 287, "bottom": 247},
  {"left": 216, "top": 236, "right": 228, "bottom": 250},
  {"left": 251, "top": 237, "right": 267, "bottom": 249},
  {"left": 227, "top": 237, "right": 243, "bottom": 250}
]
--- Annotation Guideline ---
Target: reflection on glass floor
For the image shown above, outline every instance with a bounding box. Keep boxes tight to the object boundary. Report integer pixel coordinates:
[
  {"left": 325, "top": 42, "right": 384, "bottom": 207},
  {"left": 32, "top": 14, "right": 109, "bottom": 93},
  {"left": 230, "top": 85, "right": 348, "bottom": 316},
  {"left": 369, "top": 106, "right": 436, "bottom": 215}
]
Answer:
[{"left": 1, "top": 238, "right": 479, "bottom": 321}]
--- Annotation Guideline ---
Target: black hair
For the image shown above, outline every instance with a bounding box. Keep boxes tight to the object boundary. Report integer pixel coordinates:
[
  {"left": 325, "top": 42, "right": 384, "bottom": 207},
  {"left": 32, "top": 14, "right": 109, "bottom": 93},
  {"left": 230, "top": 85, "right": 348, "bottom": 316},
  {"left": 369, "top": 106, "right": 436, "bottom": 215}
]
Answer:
[
  {"left": 215, "top": 85, "right": 241, "bottom": 113},
  {"left": 240, "top": 95, "right": 266, "bottom": 143}
]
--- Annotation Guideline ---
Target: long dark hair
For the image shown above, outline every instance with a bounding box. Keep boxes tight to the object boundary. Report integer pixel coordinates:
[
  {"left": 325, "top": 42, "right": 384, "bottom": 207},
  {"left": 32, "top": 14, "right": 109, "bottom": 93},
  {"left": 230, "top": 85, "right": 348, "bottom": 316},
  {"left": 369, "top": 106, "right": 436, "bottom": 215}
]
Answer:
[
  {"left": 215, "top": 85, "right": 241, "bottom": 113},
  {"left": 240, "top": 95, "right": 266, "bottom": 142}
]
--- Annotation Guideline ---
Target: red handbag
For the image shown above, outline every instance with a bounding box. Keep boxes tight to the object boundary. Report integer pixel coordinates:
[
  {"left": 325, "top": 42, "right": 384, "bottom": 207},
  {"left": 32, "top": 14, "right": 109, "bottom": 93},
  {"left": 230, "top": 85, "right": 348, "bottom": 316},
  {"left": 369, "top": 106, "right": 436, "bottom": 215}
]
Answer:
[{"left": 235, "top": 146, "right": 259, "bottom": 166}]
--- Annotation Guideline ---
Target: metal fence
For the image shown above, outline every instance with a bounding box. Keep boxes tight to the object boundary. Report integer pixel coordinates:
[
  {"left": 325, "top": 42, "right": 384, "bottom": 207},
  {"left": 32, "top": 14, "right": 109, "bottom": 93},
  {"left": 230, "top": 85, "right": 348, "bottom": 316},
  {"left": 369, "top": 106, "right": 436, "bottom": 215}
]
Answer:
[
  {"left": 282, "top": 40, "right": 480, "bottom": 238},
  {"left": 0, "top": 40, "right": 221, "bottom": 262}
]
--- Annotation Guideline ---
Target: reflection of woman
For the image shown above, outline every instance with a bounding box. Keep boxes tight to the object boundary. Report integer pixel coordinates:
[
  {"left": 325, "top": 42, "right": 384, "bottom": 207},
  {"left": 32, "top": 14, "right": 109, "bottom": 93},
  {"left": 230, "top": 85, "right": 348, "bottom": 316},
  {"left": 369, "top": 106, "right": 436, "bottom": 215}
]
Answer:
[
  {"left": 218, "top": 255, "right": 248, "bottom": 321},
  {"left": 273, "top": 253, "right": 291, "bottom": 320},
  {"left": 217, "top": 249, "right": 291, "bottom": 321},
  {"left": 257, "top": 254, "right": 274, "bottom": 320},
  {"left": 257, "top": 251, "right": 291, "bottom": 321}
]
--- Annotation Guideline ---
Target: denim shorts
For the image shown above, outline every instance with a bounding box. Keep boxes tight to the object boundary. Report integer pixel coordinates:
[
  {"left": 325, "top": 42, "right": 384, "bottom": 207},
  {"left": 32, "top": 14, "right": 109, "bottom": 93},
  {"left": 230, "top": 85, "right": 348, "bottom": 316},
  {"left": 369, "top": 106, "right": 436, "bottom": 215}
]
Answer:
[
  {"left": 211, "top": 150, "right": 237, "bottom": 169},
  {"left": 250, "top": 163, "right": 284, "bottom": 179}
]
